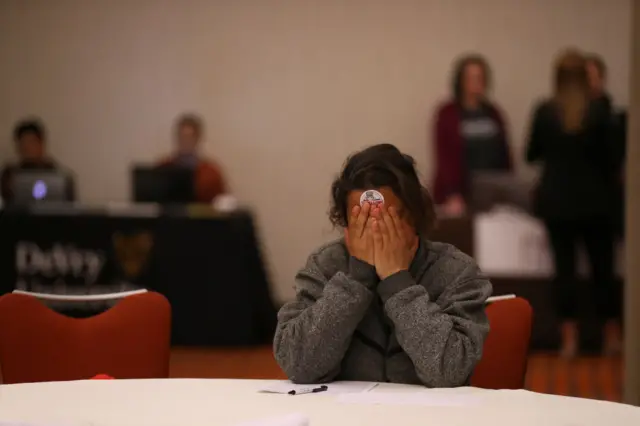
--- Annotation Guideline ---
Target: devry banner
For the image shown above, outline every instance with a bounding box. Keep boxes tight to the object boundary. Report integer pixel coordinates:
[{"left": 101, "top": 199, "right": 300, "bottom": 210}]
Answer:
[
  {"left": 15, "top": 241, "right": 106, "bottom": 287},
  {"left": 9, "top": 231, "right": 154, "bottom": 310}
]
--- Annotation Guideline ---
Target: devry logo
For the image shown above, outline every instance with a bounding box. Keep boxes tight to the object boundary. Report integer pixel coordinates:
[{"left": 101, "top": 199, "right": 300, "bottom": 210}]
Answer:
[{"left": 15, "top": 242, "right": 106, "bottom": 285}]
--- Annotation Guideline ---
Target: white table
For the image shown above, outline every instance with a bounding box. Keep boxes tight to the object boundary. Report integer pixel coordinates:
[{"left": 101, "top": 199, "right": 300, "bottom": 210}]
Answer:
[{"left": 0, "top": 379, "right": 639, "bottom": 426}]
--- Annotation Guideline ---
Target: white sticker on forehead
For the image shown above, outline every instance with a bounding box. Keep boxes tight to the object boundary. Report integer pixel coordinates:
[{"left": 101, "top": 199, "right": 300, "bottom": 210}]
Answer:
[{"left": 359, "top": 190, "right": 385, "bottom": 207}]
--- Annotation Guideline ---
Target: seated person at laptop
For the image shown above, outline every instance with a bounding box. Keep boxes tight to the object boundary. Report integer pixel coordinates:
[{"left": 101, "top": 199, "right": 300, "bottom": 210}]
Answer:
[
  {"left": 274, "top": 144, "right": 491, "bottom": 387},
  {"left": 1, "top": 119, "right": 75, "bottom": 203},
  {"left": 158, "top": 113, "right": 226, "bottom": 203}
]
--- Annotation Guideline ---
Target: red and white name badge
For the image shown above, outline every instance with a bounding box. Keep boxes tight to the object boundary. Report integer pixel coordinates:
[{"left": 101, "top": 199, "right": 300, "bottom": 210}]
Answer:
[{"left": 360, "top": 190, "right": 384, "bottom": 207}]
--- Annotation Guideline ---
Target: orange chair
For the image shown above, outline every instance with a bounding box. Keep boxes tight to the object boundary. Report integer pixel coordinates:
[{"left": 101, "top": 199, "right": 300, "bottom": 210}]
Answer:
[
  {"left": 0, "top": 291, "right": 171, "bottom": 384},
  {"left": 91, "top": 374, "right": 115, "bottom": 380},
  {"left": 471, "top": 297, "right": 533, "bottom": 389}
]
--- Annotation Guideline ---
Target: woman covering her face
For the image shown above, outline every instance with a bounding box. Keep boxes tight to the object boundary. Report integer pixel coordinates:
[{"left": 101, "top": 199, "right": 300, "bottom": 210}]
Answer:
[
  {"left": 431, "top": 54, "right": 512, "bottom": 216},
  {"left": 274, "top": 144, "right": 491, "bottom": 386}
]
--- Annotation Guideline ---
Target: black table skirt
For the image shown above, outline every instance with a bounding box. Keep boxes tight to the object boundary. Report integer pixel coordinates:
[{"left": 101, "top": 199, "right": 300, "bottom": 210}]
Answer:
[{"left": 0, "top": 209, "right": 277, "bottom": 346}]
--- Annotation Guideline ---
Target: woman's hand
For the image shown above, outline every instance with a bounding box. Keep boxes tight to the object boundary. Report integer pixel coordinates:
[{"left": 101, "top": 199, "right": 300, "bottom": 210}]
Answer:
[
  {"left": 344, "top": 202, "right": 375, "bottom": 265},
  {"left": 443, "top": 194, "right": 466, "bottom": 217},
  {"left": 371, "top": 206, "right": 418, "bottom": 280}
]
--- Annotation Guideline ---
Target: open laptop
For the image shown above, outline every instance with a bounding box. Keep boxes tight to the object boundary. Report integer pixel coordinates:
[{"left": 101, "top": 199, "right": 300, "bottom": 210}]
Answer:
[
  {"left": 11, "top": 170, "right": 72, "bottom": 205},
  {"left": 132, "top": 165, "right": 195, "bottom": 204}
]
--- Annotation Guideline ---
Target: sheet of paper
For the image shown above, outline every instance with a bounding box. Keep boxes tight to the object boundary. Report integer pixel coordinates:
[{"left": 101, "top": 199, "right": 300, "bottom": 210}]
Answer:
[
  {"left": 259, "top": 380, "right": 378, "bottom": 395},
  {"left": 233, "top": 413, "right": 309, "bottom": 426},
  {"left": 0, "top": 423, "right": 93, "bottom": 426},
  {"left": 338, "top": 392, "right": 481, "bottom": 407},
  {"left": 486, "top": 294, "right": 516, "bottom": 303}
]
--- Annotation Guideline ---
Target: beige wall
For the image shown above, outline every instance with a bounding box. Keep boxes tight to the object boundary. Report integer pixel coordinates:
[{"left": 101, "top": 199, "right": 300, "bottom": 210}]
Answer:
[
  {"left": 0, "top": 0, "right": 632, "bottom": 302},
  {"left": 624, "top": 0, "right": 640, "bottom": 407}
]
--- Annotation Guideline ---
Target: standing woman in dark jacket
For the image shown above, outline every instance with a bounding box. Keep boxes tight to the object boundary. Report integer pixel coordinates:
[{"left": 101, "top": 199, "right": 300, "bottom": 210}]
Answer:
[
  {"left": 525, "top": 50, "right": 621, "bottom": 357},
  {"left": 586, "top": 53, "right": 626, "bottom": 239},
  {"left": 585, "top": 53, "right": 613, "bottom": 112},
  {"left": 432, "top": 54, "right": 512, "bottom": 215}
]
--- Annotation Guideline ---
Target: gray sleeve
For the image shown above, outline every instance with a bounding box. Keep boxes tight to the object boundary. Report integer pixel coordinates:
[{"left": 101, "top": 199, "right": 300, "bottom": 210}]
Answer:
[
  {"left": 273, "top": 255, "right": 377, "bottom": 384},
  {"left": 377, "top": 264, "right": 491, "bottom": 388}
]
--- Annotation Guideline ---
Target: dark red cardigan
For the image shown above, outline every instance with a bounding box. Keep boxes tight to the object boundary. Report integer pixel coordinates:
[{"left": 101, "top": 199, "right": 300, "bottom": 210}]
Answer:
[{"left": 431, "top": 100, "right": 512, "bottom": 204}]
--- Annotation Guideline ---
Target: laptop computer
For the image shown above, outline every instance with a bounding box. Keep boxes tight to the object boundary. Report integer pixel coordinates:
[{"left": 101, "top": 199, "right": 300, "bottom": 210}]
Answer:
[
  {"left": 132, "top": 165, "right": 195, "bottom": 204},
  {"left": 11, "top": 170, "right": 71, "bottom": 205},
  {"left": 469, "top": 172, "right": 533, "bottom": 213}
]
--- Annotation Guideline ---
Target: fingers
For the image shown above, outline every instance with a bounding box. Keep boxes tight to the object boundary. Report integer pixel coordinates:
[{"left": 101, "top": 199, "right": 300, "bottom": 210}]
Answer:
[
  {"left": 350, "top": 202, "right": 370, "bottom": 238},
  {"left": 359, "top": 202, "right": 371, "bottom": 231},
  {"left": 364, "top": 220, "right": 374, "bottom": 244},
  {"left": 381, "top": 205, "right": 400, "bottom": 240},
  {"left": 371, "top": 205, "right": 383, "bottom": 220},
  {"left": 387, "top": 205, "right": 400, "bottom": 222},
  {"left": 375, "top": 215, "right": 390, "bottom": 248},
  {"left": 365, "top": 216, "right": 374, "bottom": 231},
  {"left": 349, "top": 205, "right": 360, "bottom": 225},
  {"left": 371, "top": 218, "right": 383, "bottom": 252}
]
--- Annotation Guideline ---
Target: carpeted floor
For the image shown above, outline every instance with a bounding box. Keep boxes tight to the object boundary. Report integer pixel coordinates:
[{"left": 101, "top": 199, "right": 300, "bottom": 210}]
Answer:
[
  {"left": 169, "top": 347, "right": 623, "bottom": 402},
  {"left": 525, "top": 352, "right": 622, "bottom": 401}
]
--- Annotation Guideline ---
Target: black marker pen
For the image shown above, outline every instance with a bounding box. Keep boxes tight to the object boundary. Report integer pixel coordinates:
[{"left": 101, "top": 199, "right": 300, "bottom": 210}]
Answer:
[{"left": 288, "top": 385, "right": 328, "bottom": 395}]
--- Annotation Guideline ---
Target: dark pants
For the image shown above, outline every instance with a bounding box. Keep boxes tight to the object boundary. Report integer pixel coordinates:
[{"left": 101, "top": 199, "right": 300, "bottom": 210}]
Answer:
[{"left": 544, "top": 219, "right": 618, "bottom": 321}]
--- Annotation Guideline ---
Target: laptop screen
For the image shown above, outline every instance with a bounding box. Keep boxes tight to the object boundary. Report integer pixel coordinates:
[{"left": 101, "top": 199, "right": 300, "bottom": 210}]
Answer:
[
  {"left": 11, "top": 170, "right": 71, "bottom": 205},
  {"left": 132, "top": 165, "right": 195, "bottom": 204}
]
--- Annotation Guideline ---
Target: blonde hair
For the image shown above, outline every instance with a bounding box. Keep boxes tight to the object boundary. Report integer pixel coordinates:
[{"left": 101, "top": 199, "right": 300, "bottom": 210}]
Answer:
[{"left": 553, "top": 50, "right": 590, "bottom": 133}]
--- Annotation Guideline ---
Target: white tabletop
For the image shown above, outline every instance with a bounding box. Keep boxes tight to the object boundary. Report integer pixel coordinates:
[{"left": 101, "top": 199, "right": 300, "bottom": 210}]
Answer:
[{"left": 0, "top": 379, "right": 639, "bottom": 426}]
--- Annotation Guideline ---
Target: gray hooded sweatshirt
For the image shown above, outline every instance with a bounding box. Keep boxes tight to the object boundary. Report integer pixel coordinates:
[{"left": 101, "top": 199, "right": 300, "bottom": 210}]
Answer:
[{"left": 273, "top": 239, "right": 491, "bottom": 387}]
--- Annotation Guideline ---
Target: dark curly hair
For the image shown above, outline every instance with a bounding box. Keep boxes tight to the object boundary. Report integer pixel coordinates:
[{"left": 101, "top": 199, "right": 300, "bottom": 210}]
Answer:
[
  {"left": 451, "top": 54, "right": 491, "bottom": 101},
  {"left": 329, "top": 144, "right": 436, "bottom": 237},
  {"left": 13, "top": 118, "right": 46, "bottom": 143},
  {"left": 175, "top": 113, "right": 203, "bottom": 137}
]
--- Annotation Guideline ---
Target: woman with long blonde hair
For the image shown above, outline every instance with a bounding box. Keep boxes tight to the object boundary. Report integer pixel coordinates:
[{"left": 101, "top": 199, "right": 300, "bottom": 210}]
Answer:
[{"left": 526, "top": 49, "right": 620, "bottom": 357}]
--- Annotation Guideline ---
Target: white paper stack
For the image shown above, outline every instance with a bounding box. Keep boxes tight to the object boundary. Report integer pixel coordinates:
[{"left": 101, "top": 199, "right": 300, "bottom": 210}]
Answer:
[
  {"left": 259, "top": 381, "right": 378, "bottom": 395},
  {"left": 338, "top": 392, "right": 481, "bottom": 407},
  {"left": 233, "top": 413, "right": 309, "bottom": 426}
]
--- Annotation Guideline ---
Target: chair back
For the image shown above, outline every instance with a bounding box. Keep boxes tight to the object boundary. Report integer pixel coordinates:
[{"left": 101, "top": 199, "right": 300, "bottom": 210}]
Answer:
[
  {"left": 471, "top": 297, "right": 533, "bottom": 389},
  {"left": 0, "top": 291, "right": 171, "bottom": 384}
]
